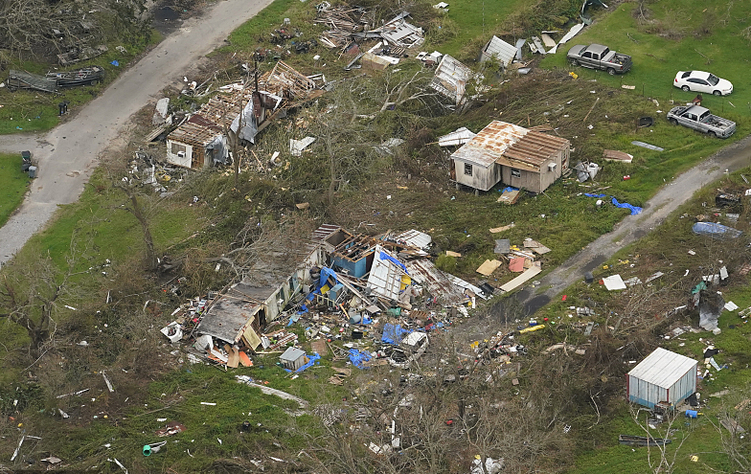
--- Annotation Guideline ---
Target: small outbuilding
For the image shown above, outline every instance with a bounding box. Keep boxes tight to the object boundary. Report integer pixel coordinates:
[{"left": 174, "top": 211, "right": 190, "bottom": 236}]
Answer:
[
  {"left": 280, "top": 347, "right": 308, "bottom": 371},
  {"left": 627, "top": 347, "right": 698, "bottom": 409},
  {"left": 451, "top": 121, "right": 570, "bottom": 194}
]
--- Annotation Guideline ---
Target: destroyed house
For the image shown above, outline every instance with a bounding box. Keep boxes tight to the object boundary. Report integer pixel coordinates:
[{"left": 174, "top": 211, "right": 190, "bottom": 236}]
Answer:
[
  {"left": 195, "top": 243, "right": 325, "bottom": 350},
  {"left": 451, "top": 120, "right": 570, "bottom": 193},
  {"left": 166, "top": 90, "right": 248, "bottom": 169},
  {"left": 166, "top": 61, "right": 317, "bottom": 170}
]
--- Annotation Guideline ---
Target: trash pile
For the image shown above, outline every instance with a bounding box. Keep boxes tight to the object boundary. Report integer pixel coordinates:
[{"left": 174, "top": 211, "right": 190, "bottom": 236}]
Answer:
[
  {"left": 476, "top": 232, "right": 551, "bottom": 293},
  {"left": 158, "top": 225, "right": 491, "bottom": 371}
]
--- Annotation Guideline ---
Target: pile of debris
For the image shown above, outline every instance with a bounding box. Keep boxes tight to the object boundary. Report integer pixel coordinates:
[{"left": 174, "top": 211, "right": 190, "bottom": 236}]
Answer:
[{"left": 158, "top": 225, "right": 493, "bottom": 370}]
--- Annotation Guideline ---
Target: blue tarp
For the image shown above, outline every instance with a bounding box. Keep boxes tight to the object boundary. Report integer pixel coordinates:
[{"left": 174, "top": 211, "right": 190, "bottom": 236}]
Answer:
[
  {"left": 348, "top": 348, "right": 371, "bottom": 369},
  {"left": 382, "top": 323, "right": 411, "bottom": 345},
  {"left": 297, "top": 266, "right": 340, "bottom": 315},
  {"left": 583, "top": 194, "right": 642, "bottom": 215},
  {"left": 284, "top": 352, "right": 321, "bottom": 373},
  {"left": 379, "top": 251, "right": 408, "bottom": 275},
  {"left": 692, "top": 222, "right": 742, "bottom": 239},
  {"left": 611, "top": 197, "right": 642, "bottom": 215}
]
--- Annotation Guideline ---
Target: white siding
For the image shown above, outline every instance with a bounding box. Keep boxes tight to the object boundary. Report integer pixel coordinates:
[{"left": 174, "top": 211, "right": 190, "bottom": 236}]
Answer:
[{"left": 627, "top": 348, "right": 697, "bottom": 408}]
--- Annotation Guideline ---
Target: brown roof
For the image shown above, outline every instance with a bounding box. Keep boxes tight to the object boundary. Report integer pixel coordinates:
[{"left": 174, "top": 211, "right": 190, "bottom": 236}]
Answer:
[
  {"left": 500, "top": 131, "right": 570, "bottom": 169},
  {"left": 451, "top": 121, "right": 527, "bottom": 168}
]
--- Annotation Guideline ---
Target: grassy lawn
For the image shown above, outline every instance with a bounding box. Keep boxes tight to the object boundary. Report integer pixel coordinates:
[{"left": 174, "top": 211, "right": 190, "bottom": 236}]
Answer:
[
  {"left": 541, "top": 0, "right": 751, "bottom": 121},
  {"left": 0, "top": 153, "right": 30, "bottom": 227},
  {"left": 0, "top": 31, "right": 160, "bottom": 135}
]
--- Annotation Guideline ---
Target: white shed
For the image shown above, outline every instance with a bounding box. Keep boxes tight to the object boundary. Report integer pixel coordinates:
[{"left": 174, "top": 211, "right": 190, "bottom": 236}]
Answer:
[{"left": 627, "top": 347, "right": 698, "bottom": 409}]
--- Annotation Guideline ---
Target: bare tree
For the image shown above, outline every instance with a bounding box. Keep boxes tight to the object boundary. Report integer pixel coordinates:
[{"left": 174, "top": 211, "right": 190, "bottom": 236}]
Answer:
[
  {"left": 0, "top": 229, "right": 94, "bottom": 358},
  {"left": 629, "top": 404, "right": 691, "bottom": 474}
]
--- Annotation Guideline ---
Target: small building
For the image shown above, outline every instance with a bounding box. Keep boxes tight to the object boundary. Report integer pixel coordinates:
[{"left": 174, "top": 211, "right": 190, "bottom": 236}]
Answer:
[
  {"left": 450, "top": 121, "right": 570, "bottom": 194},
  {"left": 627, "top": 347, "right": 698, "bottom": 409},
  {"left": 280, "top": 347, "right": 308, "bottom": 371},
  {"left": 479, "top": 36, "right": 516, "bottom": 67},
  {"left": 431, "top": 54, "right": 473, "bottom": 107}
]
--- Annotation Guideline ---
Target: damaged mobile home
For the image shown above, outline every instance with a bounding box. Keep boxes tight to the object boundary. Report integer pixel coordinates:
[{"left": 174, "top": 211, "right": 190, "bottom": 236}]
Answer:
[
  {"left": 451, "top": 120, "right": 571, "bottom": 194},
  {"left": 190, "top": 225, "right": 486, "bottom": 357}
]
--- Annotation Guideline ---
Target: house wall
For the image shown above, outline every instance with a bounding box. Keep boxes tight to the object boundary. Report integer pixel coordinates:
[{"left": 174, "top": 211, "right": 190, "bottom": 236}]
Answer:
[
  {"left": 499, "top": 149, "right": 567, "bottom": 193},
  {"left": 627, "top": 365, "right": 697, "bottom": 408},
  {"left": 453, "top": 159, "right": 501, "bottom": 192},
  {"left": 166, "top": 139, "right": 194, "bottom": 168},
  {"left": 501, "top": 166, "right": 542, "bottom": 192}
]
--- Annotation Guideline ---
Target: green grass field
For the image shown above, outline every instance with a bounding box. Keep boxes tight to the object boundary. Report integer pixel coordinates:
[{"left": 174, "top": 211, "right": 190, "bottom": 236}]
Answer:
[
  {"left": 0, "top": 153, "right": 30, "bottom": 227},
  {"left": 541, "top": 0, "right": 751, "bottom": 120}
]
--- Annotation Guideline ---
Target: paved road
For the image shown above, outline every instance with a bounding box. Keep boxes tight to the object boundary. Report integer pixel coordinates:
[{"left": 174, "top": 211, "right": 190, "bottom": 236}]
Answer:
[
  {"left": 517, "top": 134, "right": 751, "bottom": 315},
  {"left": 0, "top": 0, "right": 274, "bottom": 264}
]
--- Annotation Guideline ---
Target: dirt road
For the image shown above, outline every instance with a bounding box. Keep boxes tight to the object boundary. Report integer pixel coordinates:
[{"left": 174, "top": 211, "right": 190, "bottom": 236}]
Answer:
[
  {"left": 516, "top": 134, "right": 751, "bottom": 315},
  {"left": 0, "top": 0, "right": 274, "bottom": 264}
]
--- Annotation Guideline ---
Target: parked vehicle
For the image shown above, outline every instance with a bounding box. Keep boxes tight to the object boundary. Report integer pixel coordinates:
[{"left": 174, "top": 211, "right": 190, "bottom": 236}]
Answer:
[
  {"left": 567, "top": 43, "right": 632, "bottom": 75},
  {"left": 666, "top": 105, "right": 736, "bottom": 138},
  {"left": 673, "top": 70, "right": 733, "bottom": 96}
]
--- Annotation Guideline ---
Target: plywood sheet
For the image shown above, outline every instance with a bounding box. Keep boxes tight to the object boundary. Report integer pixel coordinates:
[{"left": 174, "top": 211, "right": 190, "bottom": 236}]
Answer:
[{"left": 476, "top": 259, "right": 503, "bottom": 276}]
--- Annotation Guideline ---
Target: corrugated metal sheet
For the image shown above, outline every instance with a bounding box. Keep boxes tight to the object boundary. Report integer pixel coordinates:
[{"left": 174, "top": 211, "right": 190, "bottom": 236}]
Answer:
[
  {"left": 396, "top": 229, "right": 431, "bottom": 250},
  {"left": 406, "top": 259, "right": 466, "bottom": 305},
  {"left": 498, "top": 130, "right": 570, "bottom": 169},
  {"left": 367, "top": 245, "right": 407, "bottom": 301},
  {"left": 438, "top": 127, "right": 476, "bottom": 147},
  {"left": 451, "top": 121, "right": 528, "bottom": 167},
  {"left": 480, "top": 36, "right": 517, "bottom": 66},
  {"left": 628, "top": 348, "right": 697, "bottom": 408},
  {"left": 431, "top": 55, "right": 472, "bottom": 106}
]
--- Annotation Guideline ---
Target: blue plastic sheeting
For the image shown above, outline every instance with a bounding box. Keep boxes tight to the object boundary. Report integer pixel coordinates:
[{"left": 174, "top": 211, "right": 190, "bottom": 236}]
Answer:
[
  {"left": 287, "top": 313, "right": 301, "bottom": 326},
  {"left": 379, "top": 251, "right": 409, "bottom": 275},
  {"left": 111, "top": 60, "right": 119, "bottom": 66},
  {"left": 692, "top": 222, "right": 742, "bottom": 239},
  {"left": 298, "top": 266, "right": 341, "bottom": 314},
  {"left": 583, "top": 193, "right": 642, "bottom": 215},
  {"left": 611, "top": 197, "right": 642, "bottom": 215},
  {"left": 501, "top": 186, "right": 519, "bottom": 193},
  {"left": 382, "top": 323, "right": 411, "bottom": 345},
  {"left": 284, "top": 353, "right": 321, "bottom": 373},
  {"left": 348, "top": 348, "right": 372, "bottom": 369}
]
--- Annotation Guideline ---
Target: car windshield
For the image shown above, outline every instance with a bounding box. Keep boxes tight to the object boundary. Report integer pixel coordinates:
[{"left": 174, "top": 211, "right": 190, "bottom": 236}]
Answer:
[{"left": 707, "top": 74, "right": 719, "bottom": 86}]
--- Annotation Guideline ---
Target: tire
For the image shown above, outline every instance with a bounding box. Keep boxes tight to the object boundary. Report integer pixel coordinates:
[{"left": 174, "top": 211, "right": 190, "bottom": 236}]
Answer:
[
  {"left": 570, "top": 59, "right": 579, "bottom": 66},
  {"left": 607, "top": 68, "right": 616, "bottom": 76},
  {"left": 681, "top": 85, "right": 690, "bottom": 92},
  {"left": 668, "top": 118, "right": 678, "bottom": 125},
  {"left": 708, "top": 131, "right": 717, "bottom": 138},
  {"left": 713, "top": 90, "right": 721, "bottom": 96}
]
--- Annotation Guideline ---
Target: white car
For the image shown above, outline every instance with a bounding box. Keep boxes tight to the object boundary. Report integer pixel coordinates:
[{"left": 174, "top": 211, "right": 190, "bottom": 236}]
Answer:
[{"left": 673, "top": 70, "right": 733, "bottom": 96}]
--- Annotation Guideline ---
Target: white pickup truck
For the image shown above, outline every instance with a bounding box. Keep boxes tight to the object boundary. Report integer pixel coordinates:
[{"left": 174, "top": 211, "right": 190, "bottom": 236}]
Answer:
[{"left": 666, "top": 105, "right": 736, "bottom": 139}]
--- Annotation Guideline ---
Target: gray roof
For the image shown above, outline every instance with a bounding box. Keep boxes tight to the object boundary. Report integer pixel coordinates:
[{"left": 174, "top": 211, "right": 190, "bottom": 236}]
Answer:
[
  {"left": 628, "top": 347, "right": 697, "bottom": 389},
  {"left": 280, "top": 346, "right": 306, "bottom": 362},
  {"left": 195, "top": 282, "right": 274, "bottom": 343}
]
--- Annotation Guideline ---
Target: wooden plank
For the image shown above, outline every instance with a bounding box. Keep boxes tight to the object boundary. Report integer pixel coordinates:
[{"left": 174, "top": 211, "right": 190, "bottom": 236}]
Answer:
[
  {"left": 489, "top": 223, "right": 516, "bottom": 233},
  {"left": 476, "top": 259, "right": 503, "bottom": 276},
  {"left": 500, "top": 263, "right": 542, "bottom": 293}
]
